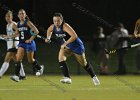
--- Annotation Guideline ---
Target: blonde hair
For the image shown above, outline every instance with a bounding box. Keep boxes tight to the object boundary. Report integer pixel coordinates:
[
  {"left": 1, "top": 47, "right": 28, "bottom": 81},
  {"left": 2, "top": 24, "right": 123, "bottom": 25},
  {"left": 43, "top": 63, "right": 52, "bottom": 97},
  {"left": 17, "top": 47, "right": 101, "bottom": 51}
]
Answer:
[{"left": 6, "top": 10, "right": 13, "bottom": 16}]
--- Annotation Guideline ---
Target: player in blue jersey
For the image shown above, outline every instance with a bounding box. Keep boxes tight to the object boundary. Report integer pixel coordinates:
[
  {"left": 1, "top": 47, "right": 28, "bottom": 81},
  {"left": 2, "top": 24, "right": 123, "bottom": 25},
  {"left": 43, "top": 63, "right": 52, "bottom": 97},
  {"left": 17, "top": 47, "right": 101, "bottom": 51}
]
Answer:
[
  {"left": 9, "top": 9, "right": 44, "bottom": 82},
  {"left": 45, "top": 13, "right": 100, "bottom": 85}
]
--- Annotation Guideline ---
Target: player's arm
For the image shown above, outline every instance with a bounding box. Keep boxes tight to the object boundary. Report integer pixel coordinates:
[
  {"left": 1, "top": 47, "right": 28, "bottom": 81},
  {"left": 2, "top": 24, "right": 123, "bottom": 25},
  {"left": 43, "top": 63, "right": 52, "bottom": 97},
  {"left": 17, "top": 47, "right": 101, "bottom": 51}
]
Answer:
[
  {"left": 62, "top": 23, "right": 78, "bottom": 47},
  {"left": 27, "top": 20, "right": 39, "bottom": 42},
  {"left": 12, "top": 23, "right": 20, "bottom": 37},
  {"left": 0, "top": 34, "right": 6, "bottom": 38},
  {"left": 45, "top": 24, "right": 53, "bottom": 43},
  {"left": 134, "top": 19, "right": 140, "bottom": 38},
  {"left": 4, "top": 23, "right": 19, "bottom": 39}
]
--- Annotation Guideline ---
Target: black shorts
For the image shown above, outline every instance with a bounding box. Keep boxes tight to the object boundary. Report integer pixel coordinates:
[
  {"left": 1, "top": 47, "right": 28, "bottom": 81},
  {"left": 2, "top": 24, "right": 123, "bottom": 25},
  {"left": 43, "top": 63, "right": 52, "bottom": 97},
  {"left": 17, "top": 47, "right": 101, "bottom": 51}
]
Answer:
[{"left": 7, "top": 48, "right": 17, "bottom": 52}]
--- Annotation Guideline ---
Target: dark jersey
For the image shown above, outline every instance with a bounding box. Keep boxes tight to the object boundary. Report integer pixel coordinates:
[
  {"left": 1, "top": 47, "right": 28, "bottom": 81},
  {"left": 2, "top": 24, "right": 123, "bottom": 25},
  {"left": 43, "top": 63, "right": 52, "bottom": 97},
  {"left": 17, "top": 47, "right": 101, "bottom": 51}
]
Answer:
[
  {"left": 52, "top": 24, "right": 66, "bottom": 45},
  {"left": 52, "top": 23, "right": 85, "bottom": 54},
  {"left": 53, "top": 24, "right": 66, "bottom": 38},
  {"left": 17, "top": 19, "right": 31, "bottom": 42}
]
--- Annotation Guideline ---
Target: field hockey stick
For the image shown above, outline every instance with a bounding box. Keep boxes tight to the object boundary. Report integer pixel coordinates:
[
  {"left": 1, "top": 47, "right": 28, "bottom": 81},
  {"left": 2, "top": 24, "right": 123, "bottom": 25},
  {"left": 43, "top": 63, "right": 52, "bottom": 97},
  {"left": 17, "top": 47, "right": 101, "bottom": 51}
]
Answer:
[
  {"left": 104, "top": 42, "right": 140, "bottom": 54},
  {"left": 30, "top": 29, "right": 51, "bottom": 43}
]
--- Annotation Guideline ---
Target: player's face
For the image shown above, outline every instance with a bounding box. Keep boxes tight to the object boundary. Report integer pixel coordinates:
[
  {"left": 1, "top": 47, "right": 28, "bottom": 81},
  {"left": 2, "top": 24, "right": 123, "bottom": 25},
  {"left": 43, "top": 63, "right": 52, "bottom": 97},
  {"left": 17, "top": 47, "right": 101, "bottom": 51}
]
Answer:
[
  {"left": 5, "top": 14, "right": 13, "bottom": 23},
  {"left": 18, "top": 10, "right": 26, "bottom": 21},
  {"left": 53, "top": 16, "right": 63, "bottom": 27}
]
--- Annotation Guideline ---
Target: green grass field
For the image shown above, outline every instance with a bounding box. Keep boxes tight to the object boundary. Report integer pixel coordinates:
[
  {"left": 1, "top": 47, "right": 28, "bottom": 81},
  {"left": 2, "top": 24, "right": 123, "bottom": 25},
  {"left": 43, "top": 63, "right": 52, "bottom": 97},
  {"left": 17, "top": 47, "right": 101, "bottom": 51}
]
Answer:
[{"left": 0, "top": 75, "right": 140, "bottom": 100}]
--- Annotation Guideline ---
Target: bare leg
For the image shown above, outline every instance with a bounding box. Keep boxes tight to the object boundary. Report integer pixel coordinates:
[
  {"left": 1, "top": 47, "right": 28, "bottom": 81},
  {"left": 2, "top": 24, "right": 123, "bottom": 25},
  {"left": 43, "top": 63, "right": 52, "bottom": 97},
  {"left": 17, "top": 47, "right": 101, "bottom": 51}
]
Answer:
[{"left": 0, "top": 52, "right": 13, "bottom": 77}]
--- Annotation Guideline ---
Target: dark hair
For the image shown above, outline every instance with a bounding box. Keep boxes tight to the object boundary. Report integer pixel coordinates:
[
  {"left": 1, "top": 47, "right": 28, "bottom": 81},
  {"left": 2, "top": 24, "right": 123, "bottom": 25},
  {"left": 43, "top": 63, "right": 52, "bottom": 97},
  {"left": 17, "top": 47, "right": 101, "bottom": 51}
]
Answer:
[
  {"left": 117, "top": 22, "right": 124, "bottom": 28},
  {"left": 97, "top": 26, "right": 103, "bottom": 30},
  {"left": 53, "top": 12, "right": 63, "bottom": 21},
  {"left": 18, "top": 9, "right": 30, "bottom": 20}
]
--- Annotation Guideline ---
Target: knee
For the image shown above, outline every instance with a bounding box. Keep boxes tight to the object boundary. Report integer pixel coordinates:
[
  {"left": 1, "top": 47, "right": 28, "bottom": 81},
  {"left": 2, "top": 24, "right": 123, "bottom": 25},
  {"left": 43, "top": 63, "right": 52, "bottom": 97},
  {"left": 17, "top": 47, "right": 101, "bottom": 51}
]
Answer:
[
  {"left": 16, "top": 54, "right": 23, "bottom": 62},
  {"left": 82, "top": 61, "right": 87, "bottom": 67},
  {"left": 58, "top": 56, "right": 67, "bottom": 62},
  {"left": 79, "top": 60, "right": 87, "bottom": 67},
  {"left": 28, "top": 59, "right": 34, "bottom": 64},
  {"left": 4, "top": 58, "right": 11, "bottom": 62},
  {"left": 16, "top": 57, "right": 22, "bottom": 62}
]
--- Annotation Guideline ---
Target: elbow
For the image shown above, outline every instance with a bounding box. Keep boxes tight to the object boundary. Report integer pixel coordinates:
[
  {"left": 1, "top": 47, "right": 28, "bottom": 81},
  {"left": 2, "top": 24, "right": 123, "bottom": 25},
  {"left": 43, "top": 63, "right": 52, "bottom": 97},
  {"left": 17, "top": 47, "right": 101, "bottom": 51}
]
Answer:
[
  {"left": 35, "top": 30, "right": 39, "bottom": 34},
  {"left": 73, "top": 35, "right": 78, "bottom": 40}
]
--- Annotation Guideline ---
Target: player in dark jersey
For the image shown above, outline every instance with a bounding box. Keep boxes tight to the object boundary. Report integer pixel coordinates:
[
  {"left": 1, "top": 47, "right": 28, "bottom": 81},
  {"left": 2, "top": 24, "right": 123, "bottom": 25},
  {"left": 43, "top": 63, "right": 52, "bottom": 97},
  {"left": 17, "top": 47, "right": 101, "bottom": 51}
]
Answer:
[
  {"left": 45, "top": 13, "right": 100, "bottom": 85},
  {"left": 9, "top": 9, "right": 44, "bottom": 82},
  {"left": 0, "top": 10, "right": 26, "bottom": 79}
]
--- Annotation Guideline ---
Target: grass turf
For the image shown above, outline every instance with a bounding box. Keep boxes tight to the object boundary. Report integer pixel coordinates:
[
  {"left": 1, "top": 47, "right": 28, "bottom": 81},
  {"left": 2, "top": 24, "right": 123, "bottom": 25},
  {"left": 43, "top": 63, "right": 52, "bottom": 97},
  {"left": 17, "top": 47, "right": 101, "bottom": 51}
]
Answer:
[{"left": 0, "top": 75, "right": 140, "bottom": 100}]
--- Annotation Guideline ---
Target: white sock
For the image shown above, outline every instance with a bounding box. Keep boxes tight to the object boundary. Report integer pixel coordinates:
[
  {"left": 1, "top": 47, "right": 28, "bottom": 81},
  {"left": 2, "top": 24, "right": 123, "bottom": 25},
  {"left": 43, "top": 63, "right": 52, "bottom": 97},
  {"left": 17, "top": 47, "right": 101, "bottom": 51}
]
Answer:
[
  {"left": 0, "top": 62, "right": 9, "bottom": 77},
  {"left": 19, "top": 63, "right": 25, "bottom": 76}
]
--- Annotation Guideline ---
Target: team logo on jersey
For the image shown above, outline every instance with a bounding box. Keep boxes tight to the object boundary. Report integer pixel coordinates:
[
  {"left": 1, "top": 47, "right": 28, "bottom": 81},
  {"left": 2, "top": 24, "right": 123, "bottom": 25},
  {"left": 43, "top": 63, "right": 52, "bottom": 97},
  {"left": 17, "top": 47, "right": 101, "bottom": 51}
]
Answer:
[
  {"left": 55, "top": 33, "right": 66, "bottom": 38},
  {"left": 18, "top": 27, "right": 28, "bottom": 31}
]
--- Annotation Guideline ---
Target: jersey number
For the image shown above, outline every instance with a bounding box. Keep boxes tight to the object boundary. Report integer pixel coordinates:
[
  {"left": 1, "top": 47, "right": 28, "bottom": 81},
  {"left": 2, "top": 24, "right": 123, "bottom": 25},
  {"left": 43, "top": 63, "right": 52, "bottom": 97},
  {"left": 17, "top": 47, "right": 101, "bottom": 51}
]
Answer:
[{"left": 21, "top": 32, "right": 24, "bottom": 39}]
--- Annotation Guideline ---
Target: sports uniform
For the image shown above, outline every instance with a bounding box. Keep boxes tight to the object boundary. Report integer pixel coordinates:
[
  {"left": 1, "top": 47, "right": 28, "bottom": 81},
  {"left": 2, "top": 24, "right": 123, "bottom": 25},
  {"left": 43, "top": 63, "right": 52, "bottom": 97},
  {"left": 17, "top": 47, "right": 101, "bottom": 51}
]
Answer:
[
  {"left": 6, "top": 21, "right": 19, "bottom": 52},
  {"left": 52, "top": 24, "right": 85, "bottom": 55},
  {"left": 17, "top": 19, "right": 36, "bottom": 52},
  {"left": 0, "top": 21, "right": 25, "bottom": 78},
  {"left": 10, "top": 19, "right": 44, "bottom": 82}
]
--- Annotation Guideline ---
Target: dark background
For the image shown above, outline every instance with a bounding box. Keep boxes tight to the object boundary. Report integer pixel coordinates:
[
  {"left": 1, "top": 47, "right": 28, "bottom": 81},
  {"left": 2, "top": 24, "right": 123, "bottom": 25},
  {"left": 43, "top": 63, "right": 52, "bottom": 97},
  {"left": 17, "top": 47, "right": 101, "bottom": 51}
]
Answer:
[
  {"left": 0, "top": 0, "right": 140, "bottom": 74},
  {"left": 0, "top": 0, "right": 140, "bottom": 38}
]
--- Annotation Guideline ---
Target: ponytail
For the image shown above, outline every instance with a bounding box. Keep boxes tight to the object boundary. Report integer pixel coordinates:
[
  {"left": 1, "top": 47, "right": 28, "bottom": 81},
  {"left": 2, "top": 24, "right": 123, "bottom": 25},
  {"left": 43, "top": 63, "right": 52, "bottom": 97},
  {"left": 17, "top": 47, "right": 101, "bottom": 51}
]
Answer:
[{"left": 25, "top": 15, "right": 30, "bottom": 21}]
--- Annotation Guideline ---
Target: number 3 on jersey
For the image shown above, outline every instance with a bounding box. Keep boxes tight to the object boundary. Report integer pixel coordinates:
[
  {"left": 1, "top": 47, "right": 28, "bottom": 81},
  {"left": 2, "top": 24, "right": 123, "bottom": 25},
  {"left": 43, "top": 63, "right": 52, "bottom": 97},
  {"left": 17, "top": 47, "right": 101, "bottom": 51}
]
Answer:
[{"left": 21, "top": 31, "right": 24, "bottom": 39}]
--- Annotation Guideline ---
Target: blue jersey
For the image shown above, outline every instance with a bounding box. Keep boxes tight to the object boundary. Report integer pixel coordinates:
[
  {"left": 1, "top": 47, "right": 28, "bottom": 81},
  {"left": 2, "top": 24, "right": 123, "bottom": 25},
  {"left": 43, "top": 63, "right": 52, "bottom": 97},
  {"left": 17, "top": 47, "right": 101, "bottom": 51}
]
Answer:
[
  {"left": 17, "top": 19, "right": 36, "bottom": 52},
  {"left": 17, "top": 19, "right": 31, "bottom": 42},
  {"left": 52, "top": 24, "right": 85, "bottom": 55}
]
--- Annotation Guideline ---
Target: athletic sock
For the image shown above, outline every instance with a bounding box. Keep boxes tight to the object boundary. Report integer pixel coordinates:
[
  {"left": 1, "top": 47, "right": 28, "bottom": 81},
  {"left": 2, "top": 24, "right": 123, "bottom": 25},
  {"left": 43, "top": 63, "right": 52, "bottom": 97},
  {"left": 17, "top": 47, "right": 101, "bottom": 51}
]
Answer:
[
  {"left": 19, "top": 63, "right": 25, "bottom": 76},
  {"left": 59, "top": 61, "right": 70, "bottom": 78},
  {"left": 0, "top": 62, "right": 9, "bottom": 76},
  {"left": 84, "top": 63, "right": 96, "bottom": 78},
  {"left": 15, "top": 61, "right": 22, "bottom": 76},
  {"left": 32, "top": 60, "right": 41, "bottom": 71}
]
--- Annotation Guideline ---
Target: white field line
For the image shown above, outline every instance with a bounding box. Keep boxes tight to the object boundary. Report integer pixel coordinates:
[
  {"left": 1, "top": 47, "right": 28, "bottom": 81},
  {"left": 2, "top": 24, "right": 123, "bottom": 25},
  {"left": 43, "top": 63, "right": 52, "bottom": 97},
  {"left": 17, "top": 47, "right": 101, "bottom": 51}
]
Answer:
[
  {"left": 0, "top": 87, "right": 114, "bottom": 91},
  {"left": 0, "top": 89, "right": 29, "bottom": 91}
]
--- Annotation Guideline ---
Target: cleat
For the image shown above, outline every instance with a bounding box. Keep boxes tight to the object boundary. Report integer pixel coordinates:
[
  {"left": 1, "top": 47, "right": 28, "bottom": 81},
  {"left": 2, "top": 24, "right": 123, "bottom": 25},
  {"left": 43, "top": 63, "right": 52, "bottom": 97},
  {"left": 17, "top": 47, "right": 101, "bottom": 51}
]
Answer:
[
  {"left": 19, "top": 76, "right": 27, "bottom": 80},
  {"left": 60, "top": 77, "right": 72, "bottom": 84},
  {"left": 92, "top": 76, "right": 100, "bottom": 86},
  {"left": 10, "top": 75, "right": 20, "bottom": 82},
  {"left": 39, "top": 65, "right": 44, "bottom": 75},
  {"left": 36, "top": 65, "right": 44, "bottom": 76}
]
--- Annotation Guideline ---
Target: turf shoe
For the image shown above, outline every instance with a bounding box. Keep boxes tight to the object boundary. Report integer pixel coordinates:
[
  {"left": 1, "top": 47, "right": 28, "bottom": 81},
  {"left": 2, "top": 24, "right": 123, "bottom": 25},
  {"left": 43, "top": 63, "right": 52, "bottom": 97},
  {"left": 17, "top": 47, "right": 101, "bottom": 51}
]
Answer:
[
  {"left": 10, "top": 75, "right": 20, "bottom": 82},
  {"left": 39, "top": 65, "right": 44, "bottom": 75},
  {"left": 92, "top": 76, "right": 100, "bottom": 86},
  {"left": 36, "top": 65, "right": 44, "bottom": 76},
  {"left": 60, "top": 77, "right": 72, "bottom": 84},
  {"left": 19, "top": 76, "right": 27, "bottom": 80}
]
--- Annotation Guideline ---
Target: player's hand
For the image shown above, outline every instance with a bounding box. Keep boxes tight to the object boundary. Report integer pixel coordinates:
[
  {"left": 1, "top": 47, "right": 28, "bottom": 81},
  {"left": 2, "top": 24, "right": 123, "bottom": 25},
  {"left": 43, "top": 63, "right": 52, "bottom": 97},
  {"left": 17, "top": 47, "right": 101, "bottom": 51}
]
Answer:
[
  {"left": 1, "top": 35, "right": 6, "bottom": 38},
  {"left": 1, "top": 35, "right": 8, "bottom": 39},
  {"left": 45, "top": 39, "right": 49, "bottom": 43},
  {"left": 45, "top": 39, "right": 50, "bottom": 43},
  {"left": 3, "top": 35, "right": 10, "bottom": 40},
  {"left": 25, "top": 39, "right": 32, "bottom": 43},
  {"left": 134, "top": 34, "right": 140, "bottom": 38},
  {"left": 61, "top": 43, "right": 67, "bottom": 49}
]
